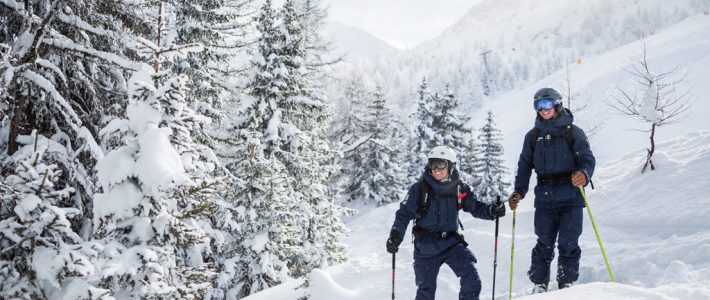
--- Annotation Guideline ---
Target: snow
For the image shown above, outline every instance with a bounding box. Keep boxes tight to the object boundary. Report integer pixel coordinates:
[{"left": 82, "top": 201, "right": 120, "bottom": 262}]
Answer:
[
  {"left": 135, "top": 126, "right": 191, "bottom": 193},
  {"left": 244, "top": 12, "right": 710, "bottom": 300},
  {"left": 93, "top": 182, "right": 145, "bottom": 226},
  {"left": 13, "top": 194, "right": 41, "bottom": 222},
  {"left": 0, "top": 0, "right": 19, "bottom": 10},
  {"left": 96, "top": 146, "right": 136, "bottom": 191},
  {"left": 640, "top": 72, "right": 661, "bottom": 123},
  {"left": 251, "top": 232, "right": 269, "bottom": 252}
]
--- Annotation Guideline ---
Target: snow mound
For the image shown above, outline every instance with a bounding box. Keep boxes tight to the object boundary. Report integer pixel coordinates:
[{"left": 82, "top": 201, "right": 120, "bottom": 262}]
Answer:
[{"left": 309, "top": 268, "right": 360, "bottom": 300}]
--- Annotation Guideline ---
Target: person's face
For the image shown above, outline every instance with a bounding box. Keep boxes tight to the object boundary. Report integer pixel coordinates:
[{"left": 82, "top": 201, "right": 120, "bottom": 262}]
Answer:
[
  {"left": 429, "top": 159, "right": 450, "bottom": 181},
  {"left": 538, "top": 107, "right": 555, "bottom": 120},
  {"left": 534, "top": 98, "right": 556, "bottom": 120}
]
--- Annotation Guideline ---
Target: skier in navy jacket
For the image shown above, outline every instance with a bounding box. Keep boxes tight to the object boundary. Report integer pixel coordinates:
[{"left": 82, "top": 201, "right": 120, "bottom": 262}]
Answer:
[
  {"left": 508, "top": 88, "right": 596, "bottom": 293},
  {"left": 386, "top": 146, "right": 506, "bottom": 300}
]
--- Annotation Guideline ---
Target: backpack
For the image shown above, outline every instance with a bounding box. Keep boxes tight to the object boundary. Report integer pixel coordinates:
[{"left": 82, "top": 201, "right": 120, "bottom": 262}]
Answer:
[{"left": 414, "top": 178, "right": 467, "bottom": 231}]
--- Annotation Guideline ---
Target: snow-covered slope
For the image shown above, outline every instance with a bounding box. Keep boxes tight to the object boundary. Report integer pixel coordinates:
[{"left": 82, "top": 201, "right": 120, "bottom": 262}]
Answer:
[
  {"left": 246, "top": 13, "right": 710, "bottom": 300},
  {"left": 324, "top": 22, "right": 399, "bottom": 62}
]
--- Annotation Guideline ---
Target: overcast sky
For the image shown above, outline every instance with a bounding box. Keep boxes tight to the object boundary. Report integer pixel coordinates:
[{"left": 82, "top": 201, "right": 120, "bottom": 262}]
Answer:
[{"left": 324, "top": 0, "right": 478, "bottom": 49}]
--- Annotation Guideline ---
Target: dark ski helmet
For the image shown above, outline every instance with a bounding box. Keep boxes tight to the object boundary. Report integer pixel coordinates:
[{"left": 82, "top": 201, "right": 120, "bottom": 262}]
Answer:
[{"left": 533, "top": 87, "right": 563, "bottom": 112}]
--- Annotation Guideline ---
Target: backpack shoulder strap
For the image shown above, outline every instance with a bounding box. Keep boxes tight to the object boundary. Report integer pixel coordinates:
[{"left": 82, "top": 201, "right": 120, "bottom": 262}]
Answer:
[
  {"left": 529, "top": 127, "right": 539, "bottom": 152},
  {"left": 414, "top": 178, "right": 432, "bottom": 226},
  {"left": 566, "top": 125, "right": 575, "bottom": 153}
]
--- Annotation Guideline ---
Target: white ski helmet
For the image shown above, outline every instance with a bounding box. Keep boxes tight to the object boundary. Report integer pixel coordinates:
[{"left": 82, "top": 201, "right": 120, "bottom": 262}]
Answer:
[{"left": 427, "top": 146, "right": 457, "bottom": 165}]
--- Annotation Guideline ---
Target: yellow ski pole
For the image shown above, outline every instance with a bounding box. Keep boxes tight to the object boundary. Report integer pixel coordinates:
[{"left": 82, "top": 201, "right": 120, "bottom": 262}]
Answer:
[
  {"left": 579, "top": 186, "right": 615, "bottom": 282},
  {"left": 508, "top": 209, "right": 516, "bottom": 300}
]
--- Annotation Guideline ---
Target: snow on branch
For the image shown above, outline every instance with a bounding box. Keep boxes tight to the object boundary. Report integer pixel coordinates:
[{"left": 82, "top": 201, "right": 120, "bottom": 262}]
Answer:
[
  {"left": 22, "top": 69, "right": 81, "bottom": 128},
  {"left": 56, "top": 11, "right": 112, "bottom": 37},
  {"left": 42, "top": 37, "right": 142, "bottom": 71},
  {"left": 35, "top": 58, "right": 67, "bottom": 83}
]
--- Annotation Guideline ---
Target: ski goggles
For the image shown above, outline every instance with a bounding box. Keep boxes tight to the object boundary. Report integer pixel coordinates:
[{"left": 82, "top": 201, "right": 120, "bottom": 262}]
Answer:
[
  {"left": 534, "top": 98, "right": 556, "bottom": 111},
  {"left": 428, "top": 159, "right": 448, "bottom": 171}
]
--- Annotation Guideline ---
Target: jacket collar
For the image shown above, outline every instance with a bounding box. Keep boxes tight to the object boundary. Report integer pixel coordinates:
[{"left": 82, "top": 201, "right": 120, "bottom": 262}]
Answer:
[
  {"left": 422, "top": 166, "right": 461, "bottom": 191},
  {"left": 535, "top": 107, "right": 574, "bottom": 130}
]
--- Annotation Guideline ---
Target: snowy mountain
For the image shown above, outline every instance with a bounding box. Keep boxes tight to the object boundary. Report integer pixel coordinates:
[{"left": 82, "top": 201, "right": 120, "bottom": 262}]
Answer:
[
  {"left": 344, "top": 0, "right": 705, "bottom": 113},
  {"left": 324, "top": 22, "right": 399, "bottom": 62},
  {"left": 244, "top": 12, "right": 710, "bottom": 300}
]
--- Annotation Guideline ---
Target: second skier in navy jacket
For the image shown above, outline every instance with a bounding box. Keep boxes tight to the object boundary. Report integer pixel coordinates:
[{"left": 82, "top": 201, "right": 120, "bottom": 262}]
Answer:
[{"left": 509, "top": 87, "right": 596, "bottom": 293}]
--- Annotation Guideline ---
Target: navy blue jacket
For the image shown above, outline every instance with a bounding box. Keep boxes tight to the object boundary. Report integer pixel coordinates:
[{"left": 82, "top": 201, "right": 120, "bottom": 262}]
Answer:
[
  {"left": 514, "top": 108, "right": 596, "bottom": 208},
  {"left": 391, "top": 168, "right": 495, "bottom": 257}
]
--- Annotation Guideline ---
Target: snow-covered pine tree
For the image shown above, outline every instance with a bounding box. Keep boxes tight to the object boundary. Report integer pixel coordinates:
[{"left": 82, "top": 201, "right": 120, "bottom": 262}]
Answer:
[
  {"left": 0, "top": 0, "right": 141, "bottom": 241},
  {"left": 0, "top": 131, "right": 110, "bottom": 299},
  {"left": 91, "top": 1, "right": 218, "bottom": 296},
  {"left": 93, "top": 63, "right": 212, "bottom": 299},
  {"left": 328, "top": 71, "right": 371, "bottom": 154},
  {"left": 458, "top": 130, "right": 481, "bottom": 190},
  {"left": 472, "top": 111, "right": 510, "bottom": 203},
  {"left": 171, "top": 0, "right": 255, "bottom": 145},
  {"left": 344, "top": 86, "right": 405, "bottom": 206},
  {"left": 327, "top": 71, "right": 372, "bottom": 204},
  {"left": 424, "top": 83, "right": 474, "bottom": 181},
  {"left": 276, "top": 0, "right": 349, "bottom": 277},
  {"left": 435, "top": 85, "right": 473, "bottom": 177},
  {"left": 215, "top": 132, "right": 299, "bottom": 298},
  {"left": 408, "top": 77, "right": 434, "bottom": 179}
]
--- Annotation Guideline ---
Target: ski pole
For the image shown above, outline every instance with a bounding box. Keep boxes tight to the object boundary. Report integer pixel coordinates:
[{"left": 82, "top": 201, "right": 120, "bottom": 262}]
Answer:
[
  {"left": 392, "top": 252, "right": 396, "bottom": 299},
  {"left": 579, "top": 186, "right": 615, "bottom": 282},
  {"left": 492, "top": 196, "right": 501, "bottom": 300},
  {"left": 508, "top": 208, "right": 516, "bottom": 300}
]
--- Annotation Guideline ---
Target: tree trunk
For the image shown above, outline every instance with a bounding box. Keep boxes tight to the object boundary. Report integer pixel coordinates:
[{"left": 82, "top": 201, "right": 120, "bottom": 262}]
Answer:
[
  {"left": 7, "top": 93, "right": 34, "bottom": 155},
  {"left": 642, "top": 123, "right": 656, "bottom": 173}
]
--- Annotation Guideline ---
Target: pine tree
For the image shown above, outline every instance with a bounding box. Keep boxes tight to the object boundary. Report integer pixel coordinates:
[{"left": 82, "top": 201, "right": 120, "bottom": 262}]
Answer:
[
  {"left": 472, "top": 111, "right": 510, "bottom": 203},
  {"left": 328, "top": 71, "right": 371, "bottom": 151},
  {"left": 91, "top": 1, "right": 218, "bottom": 296},
  {"left": 171, "top": 0, "right": 255, "bottom": 146},
  {"left": 93, "top": 63, "right": 213, "bottom": 299},
  {"left": 459, "top": 131, "right": 481, "bottom": 190},
  {"left": 327, "top": 71, "right": 372, "bottom": 204},
  {"left": 344, "top": 86, "right": 405, "bottom": 206},
  {"left": 0, "top": 0, "right": 145, "bottom": 241},
  {"left": 229, "top": 0, "right": 350, "bottom": 291},
  {"left": 0, "top": 132, "right": 110, "bottom": 299},
  {"left": 408, "top": 77, "right": 434, "bottom": 179},
  {"left": 216, "top": 134, "right": 299, "bottom": 298}
]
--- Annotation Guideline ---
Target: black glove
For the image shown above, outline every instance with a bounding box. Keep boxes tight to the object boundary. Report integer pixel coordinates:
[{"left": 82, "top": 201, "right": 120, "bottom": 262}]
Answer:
[
  {"left": 386, "top": 229, "right": 401, "bottom": 254},
  {"left": 491, "top": 200, "right": 506, "bottom": 218}
]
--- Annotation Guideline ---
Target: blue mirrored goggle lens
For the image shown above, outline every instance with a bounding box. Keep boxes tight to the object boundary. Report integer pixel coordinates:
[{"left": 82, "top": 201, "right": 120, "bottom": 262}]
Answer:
[{"left": 534, "top": 98, "right": 555, "bottom": 111}]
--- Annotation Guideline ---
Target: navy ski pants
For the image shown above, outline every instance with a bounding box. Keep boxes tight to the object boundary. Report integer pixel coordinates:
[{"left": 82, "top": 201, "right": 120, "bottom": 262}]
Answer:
[
  {"left": 413, "top": 243, "right": 481, "bottom": 300},
  {"left": 528, "top": 206, "right": 583, "bottom": 285}
]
